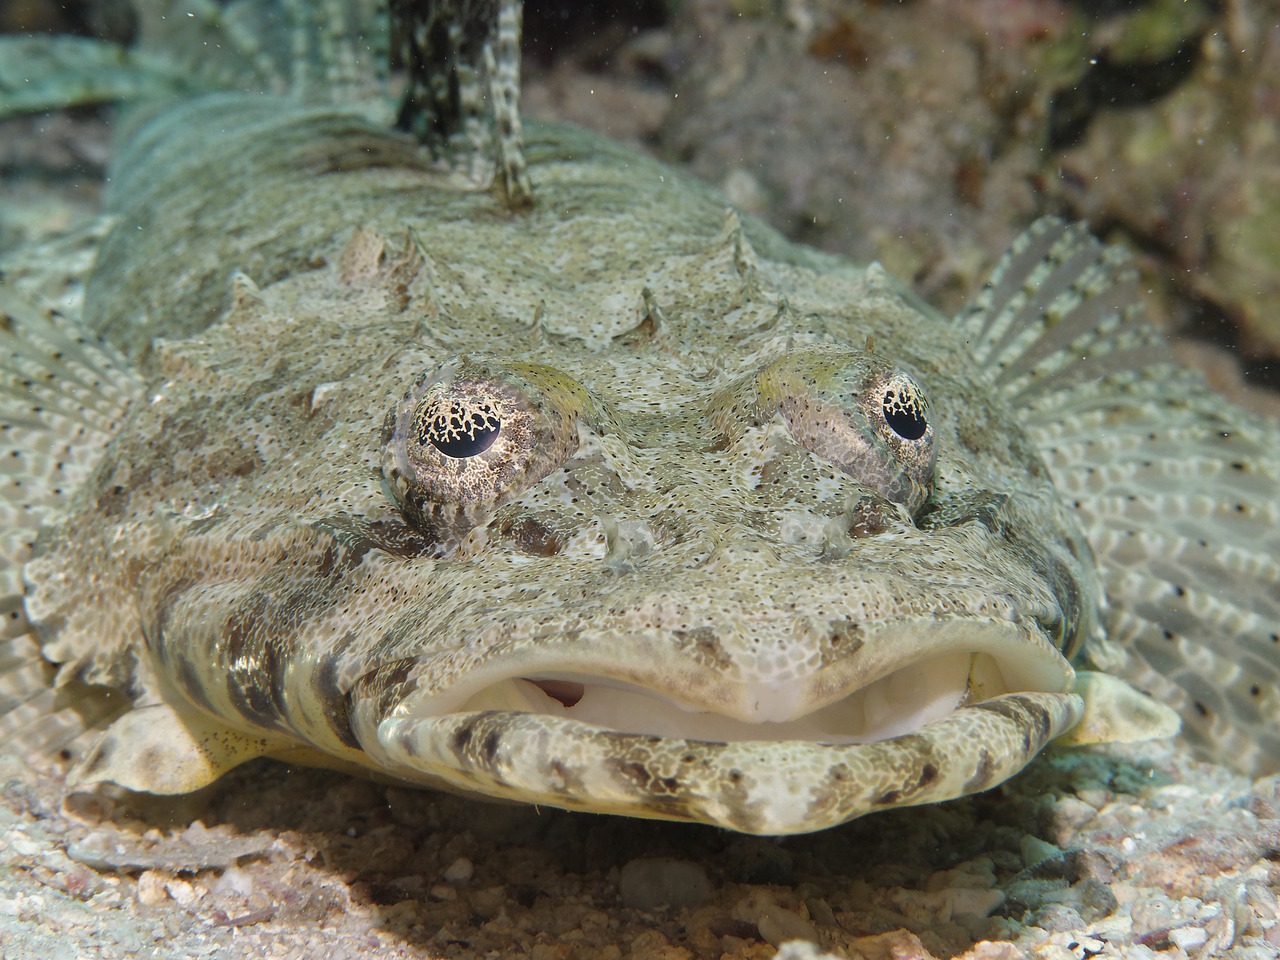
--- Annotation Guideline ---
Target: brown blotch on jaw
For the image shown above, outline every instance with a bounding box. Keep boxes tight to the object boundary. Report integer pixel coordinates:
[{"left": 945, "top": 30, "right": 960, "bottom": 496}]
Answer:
[
  {"left": 175, "top": 655, "right": 215, "bottom": 714},
  {"left": 147, "top": 577, "right": 196, "bottom": 665},
  {"left": 825, "top": 618, "right": 865, "bottom": 654},
  {"left": 313, "top": 650, "right": 360, "bottom": 749},
  {"left": 964, "top": 748, "right": 997, "bottom": 793},
  {"left": 480, "top": 729, "right": 503, "bottom": 765},
  {"left": 973, "top": 698, "right": 1052, "bottom": 754},
  {"left": 675, "top": 626, "right": 732, "bottom": 671},
  {"left": 353, "top": 660, "right": 418, "bottom": 723},
  {"left": 871, "top": 735, "right": 936, "bottom": 806},
  {"left": 228, "top": 623, "right": 288, "bottom": 732},
  {"left": 451, "top": 724, "right": 472, "bottom": 754},
  {"left": 613, "top": 759, "right": 682, "bottom": 797}
]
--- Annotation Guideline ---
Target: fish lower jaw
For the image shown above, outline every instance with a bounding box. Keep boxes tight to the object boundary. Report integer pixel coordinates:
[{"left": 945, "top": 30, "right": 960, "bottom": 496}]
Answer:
[
  {"left": 383, "top": 648, "right": 1057, "bottom": 747},
  {"left": 369, "top": 686, "right": 1085, "bottom": 835}
]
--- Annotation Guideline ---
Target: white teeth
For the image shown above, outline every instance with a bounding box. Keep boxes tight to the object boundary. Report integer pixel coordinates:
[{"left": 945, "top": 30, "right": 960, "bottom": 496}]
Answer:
[{"left": 439, "top": 652, "right": 994, "bottom": 745}]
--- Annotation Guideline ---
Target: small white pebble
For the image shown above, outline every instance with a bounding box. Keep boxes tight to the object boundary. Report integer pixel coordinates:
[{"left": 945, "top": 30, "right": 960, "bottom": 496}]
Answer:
[
  {"left": 1020, "top": 835, "right": 1061, "bottom": 867},
  {"left": 212, "top": 866, "right": 255, "bottom": 899},
  {"left": 164, "top": 878, "right": 198, "bottom": 906},
  {"left": 757, "top": 904, "right": 819, "bottom": 947},
  {"left": 9, "top": 838, "right": 43, "bottom": 857},
  {"left": 428, "top": 883, "right": 457, "bottom": 902},
  {"left": 1169, "top": 926, "right": 1208, "bottom": 951},
  {"left": 136, "top": 870, "right": 168, "bottom": 906},
  {"left": 443, "top": 857, "right": 474, "bottom": 883}
]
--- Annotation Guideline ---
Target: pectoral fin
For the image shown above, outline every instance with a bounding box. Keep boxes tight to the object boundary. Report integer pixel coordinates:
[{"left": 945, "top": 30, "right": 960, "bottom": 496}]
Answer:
[
  {"left": 70, "top": 703, "right": 281, "bottom": 794},
  {"left": 1057, "top": 670, "right": 1180, "bottom": 746}
]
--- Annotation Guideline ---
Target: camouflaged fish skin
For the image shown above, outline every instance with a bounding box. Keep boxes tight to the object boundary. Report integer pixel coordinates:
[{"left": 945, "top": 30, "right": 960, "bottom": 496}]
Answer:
[
  {"left": 4, "top": 3, "right": 1278, "bottom": 836},
  {"left": 7, "top": 95, "right": 1104, "bottom": 832}
]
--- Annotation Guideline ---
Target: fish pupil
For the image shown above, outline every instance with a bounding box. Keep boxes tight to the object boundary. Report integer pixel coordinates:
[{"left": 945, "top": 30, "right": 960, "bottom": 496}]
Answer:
[
  {"left": 882, "top": 388, "right": 927, "bottom": 441},
  {"left": 421, "top": 398, "right": 502, "bottom": 458}
]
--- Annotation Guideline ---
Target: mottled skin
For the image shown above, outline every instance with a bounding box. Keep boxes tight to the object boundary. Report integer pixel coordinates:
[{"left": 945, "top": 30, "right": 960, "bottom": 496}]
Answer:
[
  {"left": 16, "top": 97, "right": 1101, "bottom": 833},
  {"left": 5, "top": 3, "right": 1278, "bottom": 837}
]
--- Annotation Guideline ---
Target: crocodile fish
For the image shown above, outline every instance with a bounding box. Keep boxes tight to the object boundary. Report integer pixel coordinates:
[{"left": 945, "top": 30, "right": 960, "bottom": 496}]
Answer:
[{"left": 0, "top": 0, "right": 1277, "bottom": 836}]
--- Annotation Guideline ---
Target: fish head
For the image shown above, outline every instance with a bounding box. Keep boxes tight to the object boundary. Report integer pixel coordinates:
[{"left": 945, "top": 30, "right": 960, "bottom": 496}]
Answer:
[
  {"left": 27, "top": 215, "right": 1099, "bottom": 835},
  {"left": 320, "top": 252, "right": 1098, "bottom": 833}
]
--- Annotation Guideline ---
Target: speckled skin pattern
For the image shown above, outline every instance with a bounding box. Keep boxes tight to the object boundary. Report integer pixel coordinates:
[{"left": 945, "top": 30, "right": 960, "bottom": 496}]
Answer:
[
  {"left": 11, "top": 91, "right": 1116, "bottom": 834},
  {"left": 7, "top": 0, "right": 1280, "bottom": 832}
]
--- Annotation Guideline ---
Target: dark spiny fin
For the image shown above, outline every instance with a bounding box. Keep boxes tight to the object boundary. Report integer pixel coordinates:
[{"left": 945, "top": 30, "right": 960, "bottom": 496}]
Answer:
[
  {"left": 960, "top": 217, "right": 1280, "bottom": 775},
  {"left": 392, "top": 0, "right": 532, "bottom": 209},
  {"left": 0, "top": 1, "right": 389, "bottom": 118},
  {"left": 0, "top": 288, "right": 142, "bottom": 758}
]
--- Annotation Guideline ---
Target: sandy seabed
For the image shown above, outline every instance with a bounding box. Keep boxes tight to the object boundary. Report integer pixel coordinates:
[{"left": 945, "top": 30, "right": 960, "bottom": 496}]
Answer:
[{"left": 1, "top": 736, "right": 1278, "bottom": 959}]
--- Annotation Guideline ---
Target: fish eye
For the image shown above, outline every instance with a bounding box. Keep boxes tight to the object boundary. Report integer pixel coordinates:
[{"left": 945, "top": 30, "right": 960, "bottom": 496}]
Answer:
[
  {"left": 382, "top": 358, "right": 590, "bottom": 536},
  {"left": 417, "top": 392, "right": 502, "bottom": 458},
  {"left": 712, "top": 348, "right": 937, "bottom": 513},
  {"left": 881, "top": 376, "right": 928, "bottom": 441}
]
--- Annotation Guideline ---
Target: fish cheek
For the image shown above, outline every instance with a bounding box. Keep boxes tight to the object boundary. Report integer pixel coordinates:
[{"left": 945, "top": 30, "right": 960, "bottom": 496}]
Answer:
[{"left": 919, "top": 491, "right": 1096, "bottom": 656}]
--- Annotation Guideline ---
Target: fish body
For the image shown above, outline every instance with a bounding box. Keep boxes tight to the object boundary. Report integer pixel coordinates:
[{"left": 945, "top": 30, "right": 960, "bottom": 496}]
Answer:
[{"left": 1, "top": 1, "right": 1277, "bottom": 835}]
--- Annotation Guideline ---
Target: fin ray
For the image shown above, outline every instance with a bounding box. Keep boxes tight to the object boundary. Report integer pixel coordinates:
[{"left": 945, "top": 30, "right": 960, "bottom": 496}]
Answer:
[
  {"left": 0, "top": 35, "right": 187, "bottom": 117},
  {"left": 963, "top": 218, "right": 1280, "bottom": 774},
  {"left": 0, "top": 287, "right": 141, "bottom": 642},
  {"left": 0, "top": 1, "right": 388, "bottom": 119}
]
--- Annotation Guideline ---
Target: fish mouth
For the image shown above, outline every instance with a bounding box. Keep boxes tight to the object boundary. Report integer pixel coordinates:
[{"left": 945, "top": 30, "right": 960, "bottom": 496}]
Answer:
[
  {"left": 407, "top": 649, "right": 1017, "bottom": 745},
  {"left": 351, "top": 620, "right": 1082, "bottom": 833}
]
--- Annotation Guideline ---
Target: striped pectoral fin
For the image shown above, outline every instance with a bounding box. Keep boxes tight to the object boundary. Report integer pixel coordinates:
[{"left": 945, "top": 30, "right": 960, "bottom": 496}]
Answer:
[
  {"left": 69, "top": 703, "right": 285, "bottom": 794},
  {"left": 1, "top": 286, "right": 144, "bottom": 640},
  {"left": 967, "top": 220, "right": 1280, "bottom": 774},
  {"left": 1056, "top": 670, "right": 1180, "bottom": 747},
  {"left": 1030, "top": 376, "right": 1280, "bottom": 771}
]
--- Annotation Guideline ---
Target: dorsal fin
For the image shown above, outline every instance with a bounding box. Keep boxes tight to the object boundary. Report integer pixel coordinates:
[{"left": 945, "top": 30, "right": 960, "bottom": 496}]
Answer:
[
  {"left": 393, "top": 0, "right": 532, "bottom": 209},
  {"left": 959, "top": 217, "right": 1169, "bottom": 404},
  {"left": 960, "top": 218, "right": 1280, "bottom": 774}
]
